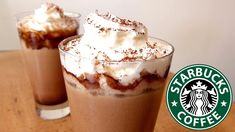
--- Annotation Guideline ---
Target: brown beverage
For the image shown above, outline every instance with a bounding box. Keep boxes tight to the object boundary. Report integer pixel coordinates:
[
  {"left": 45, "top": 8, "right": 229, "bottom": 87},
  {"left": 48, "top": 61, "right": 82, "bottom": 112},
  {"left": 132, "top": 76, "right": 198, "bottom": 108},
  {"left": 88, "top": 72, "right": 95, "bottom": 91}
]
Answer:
[
  {"left": 59, "top": 12, "right": 174, "bottom": 132},
  {"left": 16, "top": 3, "right": 80, "bottom": 119}
]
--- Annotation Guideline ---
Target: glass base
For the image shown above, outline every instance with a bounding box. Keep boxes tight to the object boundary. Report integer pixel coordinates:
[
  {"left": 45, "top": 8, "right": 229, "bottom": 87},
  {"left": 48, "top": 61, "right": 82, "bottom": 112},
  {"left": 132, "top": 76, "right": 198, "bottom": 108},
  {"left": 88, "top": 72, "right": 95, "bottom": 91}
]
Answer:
[{"left": 36, "top": 101, "right": 70, "bottom": 120}]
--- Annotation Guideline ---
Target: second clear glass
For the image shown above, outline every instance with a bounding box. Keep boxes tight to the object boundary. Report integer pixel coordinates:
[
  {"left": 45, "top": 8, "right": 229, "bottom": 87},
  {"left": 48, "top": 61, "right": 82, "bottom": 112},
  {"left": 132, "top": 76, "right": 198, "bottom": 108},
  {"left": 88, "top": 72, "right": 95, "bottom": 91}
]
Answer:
[{"left": 16, "top": 11, "right": 81, "bottom": 120}]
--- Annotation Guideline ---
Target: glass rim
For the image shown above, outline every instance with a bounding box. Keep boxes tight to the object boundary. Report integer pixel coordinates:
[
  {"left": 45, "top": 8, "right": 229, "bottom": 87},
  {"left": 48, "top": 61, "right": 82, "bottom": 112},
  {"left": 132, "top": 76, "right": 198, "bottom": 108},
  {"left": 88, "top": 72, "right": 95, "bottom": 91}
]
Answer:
[
  {"left": 58, "top": 35, "right": 175, "bottom": 63},
  {"left": 15, "top": 11, "right": 81, "bottom": 21}
]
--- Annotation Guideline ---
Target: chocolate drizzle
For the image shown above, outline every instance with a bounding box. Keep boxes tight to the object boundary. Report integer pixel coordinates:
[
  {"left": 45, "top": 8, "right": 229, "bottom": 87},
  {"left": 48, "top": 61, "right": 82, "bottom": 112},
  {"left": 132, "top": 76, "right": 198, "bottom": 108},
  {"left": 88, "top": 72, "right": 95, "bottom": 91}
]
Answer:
[
  {"left": 104, "top": 74, "right": 140, "bottom": 92},
  {"left": 63, "top": 66, "right": 168, "bottom": 92}
]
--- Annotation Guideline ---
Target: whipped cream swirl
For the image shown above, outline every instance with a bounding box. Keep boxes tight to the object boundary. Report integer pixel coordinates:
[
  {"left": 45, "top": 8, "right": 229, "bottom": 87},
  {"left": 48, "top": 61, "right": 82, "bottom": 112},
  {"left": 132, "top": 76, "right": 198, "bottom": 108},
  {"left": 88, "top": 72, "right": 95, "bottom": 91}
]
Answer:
[{"left": 33, "top": 3, "right": 65, "bottom": 24}]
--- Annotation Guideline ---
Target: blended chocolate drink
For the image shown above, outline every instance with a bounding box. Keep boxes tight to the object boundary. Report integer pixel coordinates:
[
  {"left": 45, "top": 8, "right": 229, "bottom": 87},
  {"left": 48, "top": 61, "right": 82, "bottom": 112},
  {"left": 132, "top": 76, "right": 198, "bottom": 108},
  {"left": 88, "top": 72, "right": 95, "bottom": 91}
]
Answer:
[
  {"left": 59, "top": 11, "right": 174, "bottom": 132},
  {"left": 16, "top": 3, "right": 80, "bottom": 119}
]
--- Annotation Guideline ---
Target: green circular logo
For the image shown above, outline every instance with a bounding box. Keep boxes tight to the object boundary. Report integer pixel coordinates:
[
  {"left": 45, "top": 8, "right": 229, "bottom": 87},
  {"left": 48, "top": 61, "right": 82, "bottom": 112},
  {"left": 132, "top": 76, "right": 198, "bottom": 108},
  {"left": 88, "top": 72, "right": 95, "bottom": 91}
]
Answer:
[{"left": 166, "top": 64, "right": 232, "bottom": 130}]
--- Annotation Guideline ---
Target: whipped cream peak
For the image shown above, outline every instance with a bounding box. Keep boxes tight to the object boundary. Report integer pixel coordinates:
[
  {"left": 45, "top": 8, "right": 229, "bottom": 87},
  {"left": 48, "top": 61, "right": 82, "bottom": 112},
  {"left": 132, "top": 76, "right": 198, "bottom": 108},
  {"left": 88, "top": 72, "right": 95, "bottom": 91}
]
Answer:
[
  {"left": 81, "top": 11, "right": 148, "bottom": 49},
  {"left": 33, "top": 3, "right": 64, "bottom": 23},
  {"left": 87, "top": 10, "right": 147, "bottom": 35}
]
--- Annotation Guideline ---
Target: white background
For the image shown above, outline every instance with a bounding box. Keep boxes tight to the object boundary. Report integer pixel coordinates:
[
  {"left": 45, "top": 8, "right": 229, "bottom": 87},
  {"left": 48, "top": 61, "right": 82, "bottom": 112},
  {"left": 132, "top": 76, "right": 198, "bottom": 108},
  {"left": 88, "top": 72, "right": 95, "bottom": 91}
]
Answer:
[{"left": 0, "top": 0, "right": 234, "bottom": 99}]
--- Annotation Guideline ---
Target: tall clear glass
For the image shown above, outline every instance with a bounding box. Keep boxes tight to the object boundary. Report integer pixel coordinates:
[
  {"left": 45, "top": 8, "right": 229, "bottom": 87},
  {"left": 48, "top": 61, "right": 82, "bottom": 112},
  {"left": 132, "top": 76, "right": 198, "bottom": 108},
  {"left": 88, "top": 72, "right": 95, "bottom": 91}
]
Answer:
[
  {"left": 16, "top": 12, "right": 81, "bottom": 120},
  {"left": 59, "top": 35, "right": 174, "bottom": 131}
]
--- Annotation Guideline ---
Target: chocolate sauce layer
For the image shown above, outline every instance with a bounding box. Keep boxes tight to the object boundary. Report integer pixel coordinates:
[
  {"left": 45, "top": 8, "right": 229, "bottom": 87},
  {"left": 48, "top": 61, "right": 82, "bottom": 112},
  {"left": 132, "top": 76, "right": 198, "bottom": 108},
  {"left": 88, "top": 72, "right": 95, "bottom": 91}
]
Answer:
[{"left": 18, "top": 29, "right": 78, "bottom": 49}]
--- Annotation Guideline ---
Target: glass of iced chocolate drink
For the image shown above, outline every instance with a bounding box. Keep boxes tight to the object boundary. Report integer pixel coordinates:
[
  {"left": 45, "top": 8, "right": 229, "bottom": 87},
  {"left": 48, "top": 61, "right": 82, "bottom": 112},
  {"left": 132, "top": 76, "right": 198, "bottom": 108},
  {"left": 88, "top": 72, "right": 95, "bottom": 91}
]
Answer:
[
  {"left": 59, "top": 11, "right": 174, "bottom": 132},
  {"left": 16, "top": 3, "right": 80, "bottom": 119}
]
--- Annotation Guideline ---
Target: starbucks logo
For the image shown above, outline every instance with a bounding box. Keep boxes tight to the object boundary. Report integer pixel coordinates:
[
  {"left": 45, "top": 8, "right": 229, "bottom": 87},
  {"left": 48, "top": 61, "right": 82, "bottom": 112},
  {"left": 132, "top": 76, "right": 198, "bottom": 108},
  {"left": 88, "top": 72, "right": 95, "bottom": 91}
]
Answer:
[
  {"left": 181, "top": 80, "right": 218, "bottom": 117},
  {"left": 167, "top": 64, "right": 232, "bottom": 130}
]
